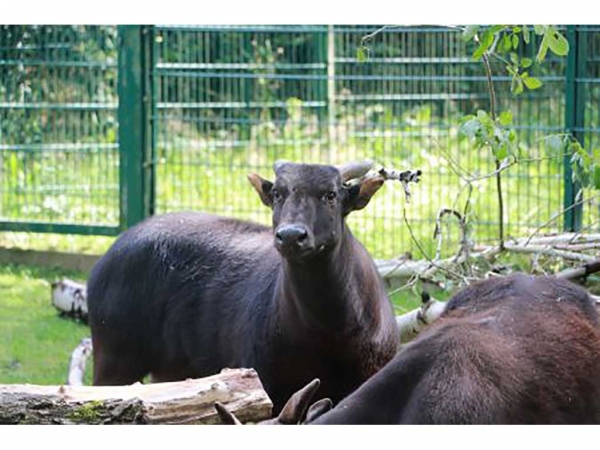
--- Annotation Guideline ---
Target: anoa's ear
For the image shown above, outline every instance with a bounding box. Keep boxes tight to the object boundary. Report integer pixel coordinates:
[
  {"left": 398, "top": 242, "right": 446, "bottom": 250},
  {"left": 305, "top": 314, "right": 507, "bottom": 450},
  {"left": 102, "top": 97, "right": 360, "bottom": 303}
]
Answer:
[
  {"left": 343, "top": 173, "right": 385, "bottom": 214},
  {"left": 247, "top": 173, "right": 274, "bottom": 208}
]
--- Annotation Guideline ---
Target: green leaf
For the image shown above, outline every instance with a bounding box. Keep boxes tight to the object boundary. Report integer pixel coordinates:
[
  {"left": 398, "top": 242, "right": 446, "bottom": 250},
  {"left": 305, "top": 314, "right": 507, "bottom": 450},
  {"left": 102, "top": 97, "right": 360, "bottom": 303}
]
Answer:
[
  {"left": 521, "top": 57, "right": 533, "bottom": 68},
  {"left": 356, "top": 46, "right": 369, "bottom": 63},
  {"left": 506, "top": 63, "right": 519, "bottom": 77},
  {"left": 490, "top": 25, "right": 506, "bottom": 34},
  {"left": 594, "top": 165, "right": 600, "bottom": 190},
  {"left": 498, "top": 110, "right": 513, "bottom": 126},
  {"left": 512, "top": 34, "right": 519, "bottom": 49},
  {"left": 460, "top": 118, "right": 481, "bottom": 138},
  {"left": 523, "top": 76, "right": 543, "bottom": 90},
  {"left": 536, "top": 31, "right": 550, "bottom": 63},
  {"left": 547, "top": 27, "right": 569, "bottom": 56},
  {"left": 462, "top": 25, "right": 480, "bottom": 42},
  {"left": 522, "top": 26, "right": 530, "bottom": 44},
  {"left": 502, "top": 35, "right": 512, "bottom": 52},
  {"left": 510, "top": 52, "right": 519, "bottom": 64},
  {"left": 495, "top": 145, "right": 509, "bottom": 161},
  {"left": 533, "top": 25, "right": 546, "bottom": 35},
  {"left": 476, "top": 109, "right": 489, "bottom": 120},
  {"left": 593, "top": 148, "right": 600, "bottom": 164},
  {"left": 473, "top": 29, "right": 494, "bottom": 60},
  {"left": 511, "top": 76, "right": 524, "bottom": 95}
]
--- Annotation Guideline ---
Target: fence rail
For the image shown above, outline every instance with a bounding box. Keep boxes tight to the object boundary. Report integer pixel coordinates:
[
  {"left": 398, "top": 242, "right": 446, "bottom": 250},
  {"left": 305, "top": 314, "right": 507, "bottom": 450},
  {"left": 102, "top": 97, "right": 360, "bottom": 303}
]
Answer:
[{"left": 0, "top": 25, "right": 599, "bottom": 259}]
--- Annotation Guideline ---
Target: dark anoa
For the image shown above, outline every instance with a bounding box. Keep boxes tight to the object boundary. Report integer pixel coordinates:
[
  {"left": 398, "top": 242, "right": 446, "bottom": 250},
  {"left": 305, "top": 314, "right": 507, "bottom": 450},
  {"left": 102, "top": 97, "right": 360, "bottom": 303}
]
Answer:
[{"left": 87, "top": 161, "right": 399, "bottom": 413}]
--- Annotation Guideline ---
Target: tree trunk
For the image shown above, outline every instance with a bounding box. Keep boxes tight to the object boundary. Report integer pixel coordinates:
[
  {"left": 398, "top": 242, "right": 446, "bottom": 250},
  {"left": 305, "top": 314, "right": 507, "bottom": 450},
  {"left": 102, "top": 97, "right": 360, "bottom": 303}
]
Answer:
[{"left": 0, "top": 368, "right": 272, "bottom": 425}]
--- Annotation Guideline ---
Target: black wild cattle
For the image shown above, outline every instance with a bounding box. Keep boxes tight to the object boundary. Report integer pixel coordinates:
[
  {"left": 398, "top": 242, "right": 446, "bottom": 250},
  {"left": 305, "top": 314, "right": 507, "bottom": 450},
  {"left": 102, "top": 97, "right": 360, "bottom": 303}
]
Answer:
[
  {"left": 294, "top": 274, "right": 600, "bottom": 424},
  {"left": 87, "top": 161, "right": 399, "bottom": 413}
]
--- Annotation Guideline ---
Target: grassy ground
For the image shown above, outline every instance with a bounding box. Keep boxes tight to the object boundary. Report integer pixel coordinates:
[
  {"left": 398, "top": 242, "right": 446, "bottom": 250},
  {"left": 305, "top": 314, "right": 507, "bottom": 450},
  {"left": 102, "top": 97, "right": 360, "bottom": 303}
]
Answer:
[
  {"left": 0, "top": 264, "right": 90, "bottom": 385},
  {"left": 0, "top": 262, "right": 435, "bottom": 386}
]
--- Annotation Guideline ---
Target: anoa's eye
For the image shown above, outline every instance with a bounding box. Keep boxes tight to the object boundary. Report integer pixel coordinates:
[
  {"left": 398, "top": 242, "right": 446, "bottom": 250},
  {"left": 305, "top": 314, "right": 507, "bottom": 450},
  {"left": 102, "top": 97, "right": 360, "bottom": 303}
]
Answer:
[
  {"left": 324, "top": 191, "right": 337, "bottom": 202},
  {"left": 272, "top": 189, "right": 282, "bottom": 201}
]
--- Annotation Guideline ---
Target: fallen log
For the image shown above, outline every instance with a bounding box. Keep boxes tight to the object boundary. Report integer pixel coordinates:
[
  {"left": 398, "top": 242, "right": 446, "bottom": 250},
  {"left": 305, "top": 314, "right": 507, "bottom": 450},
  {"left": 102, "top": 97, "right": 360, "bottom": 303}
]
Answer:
[
  {"left": 396, "top": 292, "right": 446, "bottom": 343},
  {"left": 0, "top": 368, "right": 272, "bottom": 425},
  {"left": 51, "top": 278, "right": 88, "bottom": 322},
  {"left": 67, "top": 337, "right": 93, "bottom": 386}
]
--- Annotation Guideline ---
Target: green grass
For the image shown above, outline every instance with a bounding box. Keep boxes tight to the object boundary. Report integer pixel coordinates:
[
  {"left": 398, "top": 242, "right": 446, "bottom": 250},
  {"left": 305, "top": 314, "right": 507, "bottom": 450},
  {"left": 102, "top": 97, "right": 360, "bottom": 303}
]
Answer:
[
  {"left": 0, "top": 264, "right": 91, "bottom": 385},
  {"left": 0, "top": 232, "right": 115, "bottom": 255},
  {"left": 389, "top": 284, "right": 453, "bottom": 316}
]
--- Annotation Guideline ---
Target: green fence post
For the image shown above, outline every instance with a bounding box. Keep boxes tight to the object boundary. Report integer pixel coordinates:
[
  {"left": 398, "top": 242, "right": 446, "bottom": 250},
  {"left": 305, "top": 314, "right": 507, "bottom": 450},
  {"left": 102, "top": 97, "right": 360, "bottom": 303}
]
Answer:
[
  {"left": 326, "top": 25, "right": 336, "bottom": 156},
  {"left": 564, "top": 25, "right": 586, "bottom": 232},
  {"left": 117, "top": 25, "right": 155, "bottom": 231}
]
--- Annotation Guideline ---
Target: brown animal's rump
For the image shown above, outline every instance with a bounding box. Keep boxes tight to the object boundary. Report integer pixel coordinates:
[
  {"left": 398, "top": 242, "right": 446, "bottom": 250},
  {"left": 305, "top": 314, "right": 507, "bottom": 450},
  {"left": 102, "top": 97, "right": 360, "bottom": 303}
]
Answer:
[{"left": 309, "top": 274, "right": 600, "bottom": 424}]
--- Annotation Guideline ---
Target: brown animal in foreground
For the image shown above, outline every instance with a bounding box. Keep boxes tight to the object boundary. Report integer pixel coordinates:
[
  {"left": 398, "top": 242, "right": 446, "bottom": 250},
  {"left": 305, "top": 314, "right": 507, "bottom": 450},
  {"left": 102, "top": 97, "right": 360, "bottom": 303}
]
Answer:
[
  {"left": 87, "top": 161, "right": 399, "bottom": 414},
  {"left": 219, "top": 274, "right": 600, "bottom": 424}
]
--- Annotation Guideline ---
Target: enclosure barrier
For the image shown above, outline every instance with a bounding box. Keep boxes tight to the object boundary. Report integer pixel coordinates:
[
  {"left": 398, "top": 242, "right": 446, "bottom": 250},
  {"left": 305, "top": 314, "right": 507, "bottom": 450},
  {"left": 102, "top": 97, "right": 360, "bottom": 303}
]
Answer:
[{"left": 0, "top": 25, "right": 598, "bottom": 259}]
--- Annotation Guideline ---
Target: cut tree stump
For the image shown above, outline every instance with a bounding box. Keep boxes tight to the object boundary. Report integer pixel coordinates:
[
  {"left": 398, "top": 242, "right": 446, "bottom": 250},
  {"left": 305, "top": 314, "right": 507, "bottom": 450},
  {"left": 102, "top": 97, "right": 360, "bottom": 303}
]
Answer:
[{"left": 0, "top": 368, "right": 272, "bottom": 425}]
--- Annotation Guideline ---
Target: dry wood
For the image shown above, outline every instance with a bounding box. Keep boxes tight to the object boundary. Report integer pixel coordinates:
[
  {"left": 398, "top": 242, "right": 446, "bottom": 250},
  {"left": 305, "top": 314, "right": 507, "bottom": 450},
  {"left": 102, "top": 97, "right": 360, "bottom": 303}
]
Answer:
[
  {"left": 523, "top": 233, "right": 600, "bottom": 246},
  {"left": 0, "top": 368, "right": 272, "bottom": 425},
  {"left": 502, "top": 242, "right": 597, "bottom": 263},
  {"left": 51, "top": 278, "right": 88, "bottom": 321},
  {"left": 396, "top": 292, "right": 446, "bottom": 343},
  {"left": 67, "top": 337, "right": 93, "bottom": 386},
  {"left": 555, "top": 259, "right": 600, "bottom": 280}
]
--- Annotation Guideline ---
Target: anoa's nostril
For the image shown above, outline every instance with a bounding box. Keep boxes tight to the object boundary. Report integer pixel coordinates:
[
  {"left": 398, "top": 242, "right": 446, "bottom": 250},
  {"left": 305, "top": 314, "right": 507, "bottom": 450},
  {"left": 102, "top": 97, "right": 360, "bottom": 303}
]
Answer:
[
  {"left": 275, "top": 230, "right": 284, "bottom": 244},
  {"left": 275, "top": 225, "right": 309, "bottom": 247},
  {"left": 297, "top": 229, "right": 308, "bottom": 244}
]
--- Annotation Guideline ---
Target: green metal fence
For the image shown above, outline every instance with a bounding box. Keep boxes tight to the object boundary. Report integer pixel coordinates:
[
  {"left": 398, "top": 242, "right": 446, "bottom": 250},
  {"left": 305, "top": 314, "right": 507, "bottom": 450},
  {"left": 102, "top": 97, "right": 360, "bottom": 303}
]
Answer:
[
  {"left": 0, "top": 26, "right": 120, "bottom": 235},
  {"left": 1, "top": 25, "right": 599, "bottom": 259}
]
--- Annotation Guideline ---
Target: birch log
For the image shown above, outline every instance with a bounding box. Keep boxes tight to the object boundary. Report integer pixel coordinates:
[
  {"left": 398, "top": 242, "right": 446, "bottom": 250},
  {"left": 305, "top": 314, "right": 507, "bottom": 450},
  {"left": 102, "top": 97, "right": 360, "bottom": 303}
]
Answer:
[
  {"left": 396, "top": 292, "right": 447, "bottom": 343},
  {"left": 0, "top": 368, "right": 272, "bottom": 425},
  {"left": 51, "top": 278, "right": 88, "bottom": 321},
  {"left": 67, "top": 337, "right": 93, "bottom": 386}
]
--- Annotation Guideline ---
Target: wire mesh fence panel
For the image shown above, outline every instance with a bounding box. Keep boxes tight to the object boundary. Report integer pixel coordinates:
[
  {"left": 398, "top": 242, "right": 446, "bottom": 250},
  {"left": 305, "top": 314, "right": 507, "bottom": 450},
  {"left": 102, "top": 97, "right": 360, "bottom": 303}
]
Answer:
[
  {"left": 153, "top": 25, "right": 331, "bottom": 228},
  {"left": 334, "top": 26, "right": 573, "bottom": 259},
  {"left": 1, "top": 25, "right": 598, "bottom": 259},
  {"left": 0, "top": 25, "right": 120, "bottom": 233},
  {"left": 579, "top": 26, "right": 600, "bottom": 233},
  {"left": 152, "top": 25, "right": 586, "bottom": 260}
]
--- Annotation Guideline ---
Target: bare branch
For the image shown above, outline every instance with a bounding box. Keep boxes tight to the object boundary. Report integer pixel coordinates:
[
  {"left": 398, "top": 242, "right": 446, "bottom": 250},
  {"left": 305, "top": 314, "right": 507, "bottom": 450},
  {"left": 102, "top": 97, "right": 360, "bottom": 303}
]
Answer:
[
  {"left": 502, "top": 242, "right": 596, "bottom": 263},
  {"left": 433, "top": 208, "right": 469, "bottom": 262},
  {"left": 402, "top": 207, "right": 469, "bottom": 283},
  {"left": 378, "top": 167, "right": 422, "bottom": 202},
  {"left": 524, "top": 194, "right": 600, "bottom": 246}
]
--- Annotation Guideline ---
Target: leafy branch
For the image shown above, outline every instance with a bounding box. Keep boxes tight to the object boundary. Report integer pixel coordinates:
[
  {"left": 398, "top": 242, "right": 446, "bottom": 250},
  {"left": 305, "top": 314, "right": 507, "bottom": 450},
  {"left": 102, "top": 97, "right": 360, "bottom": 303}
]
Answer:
[{"left": 359, "top": 24, "right": 600, "bottom": 286}]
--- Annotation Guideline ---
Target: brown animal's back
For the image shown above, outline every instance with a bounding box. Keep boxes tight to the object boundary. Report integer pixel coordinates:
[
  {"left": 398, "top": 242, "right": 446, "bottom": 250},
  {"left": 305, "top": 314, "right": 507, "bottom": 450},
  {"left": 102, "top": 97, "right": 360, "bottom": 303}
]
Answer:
[
  {"left": 405, "top": 274, "right": 600, "bottom": 424},
  {"left": 312, "top": 274, "right": 600, "bottom": 424}
]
